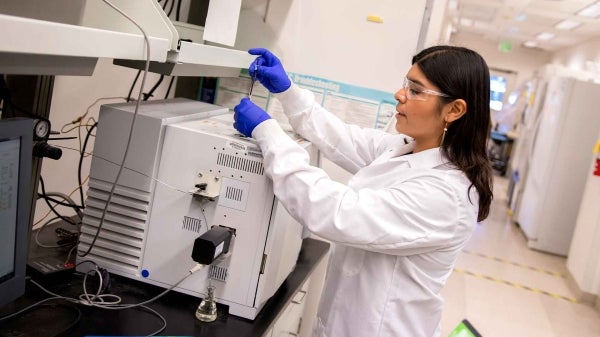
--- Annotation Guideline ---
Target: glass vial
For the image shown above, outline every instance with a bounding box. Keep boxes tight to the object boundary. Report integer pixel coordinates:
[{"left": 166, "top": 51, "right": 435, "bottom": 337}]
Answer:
[{"left": 195, "top": 285, "right": 217, "bottom": 322}]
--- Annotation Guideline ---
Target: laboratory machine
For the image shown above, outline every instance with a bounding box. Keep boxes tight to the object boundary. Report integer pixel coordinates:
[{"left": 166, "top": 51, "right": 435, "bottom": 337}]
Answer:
[{"left": 77, "top": 98, "right": 315, "bottom": 319}]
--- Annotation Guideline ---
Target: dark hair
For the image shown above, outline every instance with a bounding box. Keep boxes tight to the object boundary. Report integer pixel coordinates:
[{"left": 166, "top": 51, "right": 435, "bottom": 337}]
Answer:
[{"left": 412, "top": 45, "right": 493, "bottom": 222}]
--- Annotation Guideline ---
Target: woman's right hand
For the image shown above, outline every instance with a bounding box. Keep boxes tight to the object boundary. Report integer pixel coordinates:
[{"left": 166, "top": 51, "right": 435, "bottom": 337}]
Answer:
[{"left": 248, "top": 48, "right": 291, "bottom": 93}]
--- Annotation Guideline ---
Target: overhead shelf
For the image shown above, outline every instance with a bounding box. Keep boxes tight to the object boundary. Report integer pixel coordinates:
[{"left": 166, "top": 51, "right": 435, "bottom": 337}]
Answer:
[
  {"left": 114, "top": 42, "right": 255, "bottom": 77},
  {"left": 0, "top": 13, "right": 170, "bottom": 76},
  {"left": 0, "top": 0, "right": 254, "bottom": 77}
]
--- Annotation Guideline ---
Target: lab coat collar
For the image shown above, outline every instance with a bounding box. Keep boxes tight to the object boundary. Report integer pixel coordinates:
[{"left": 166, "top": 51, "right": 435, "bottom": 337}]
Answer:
[{"left": 395, "top": 147, "right": 450, "bottom": 169}]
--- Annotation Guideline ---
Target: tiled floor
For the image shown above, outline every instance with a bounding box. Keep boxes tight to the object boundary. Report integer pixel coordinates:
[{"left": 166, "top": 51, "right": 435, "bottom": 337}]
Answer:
[{"left": 440, "top": 174, "right": 600, "bottom": 337}]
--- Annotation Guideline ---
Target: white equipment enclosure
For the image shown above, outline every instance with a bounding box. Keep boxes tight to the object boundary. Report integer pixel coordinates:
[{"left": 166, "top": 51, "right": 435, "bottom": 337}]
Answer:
[{"left": 77, "top": 98, "right": 315, "bottom": 319}]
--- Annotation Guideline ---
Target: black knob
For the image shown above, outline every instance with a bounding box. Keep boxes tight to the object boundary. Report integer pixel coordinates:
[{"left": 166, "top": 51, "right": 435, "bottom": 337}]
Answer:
[{"left": 33, "top": 142, "right": 62, "bottom": 160}]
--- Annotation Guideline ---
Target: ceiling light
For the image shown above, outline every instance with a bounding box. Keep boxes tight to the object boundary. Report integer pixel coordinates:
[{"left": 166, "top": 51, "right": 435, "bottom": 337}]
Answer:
[
  {"left": 536, "top": 32, "right": 555, "bottom": 41},
  {"left": 523, "top": 41, "right": 539, "bottom": 48},
  {"left": 515, "top": 13, "right": 527, "bottom": 22},
  {"left": 577, "top": 1, "right": 600, "bottom": 18},
  {"left": 555, "top": 19, "right": 582, "bottom": 30}
]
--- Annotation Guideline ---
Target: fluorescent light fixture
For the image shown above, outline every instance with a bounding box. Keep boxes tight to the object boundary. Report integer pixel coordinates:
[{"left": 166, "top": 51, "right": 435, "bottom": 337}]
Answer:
[
  {"left": 536, "top": 32, "right": 555, "bottom": 40},
  {"left": 515, "top": 13, "right": 527, "bottom": 22},
  {"left": 523, "top": 41, "right": 539, "bottom": 48},
  {"left": 577, "top": 1, "right": 600, "bottom": 18},
  {"left": 555, "top": 19, "right": 582, "bottom": 30}
]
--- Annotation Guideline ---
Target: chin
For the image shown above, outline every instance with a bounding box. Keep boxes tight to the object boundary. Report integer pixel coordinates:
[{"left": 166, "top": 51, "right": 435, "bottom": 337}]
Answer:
[{"left": 395, "top": 123, "right": 406, "bottom": 135}]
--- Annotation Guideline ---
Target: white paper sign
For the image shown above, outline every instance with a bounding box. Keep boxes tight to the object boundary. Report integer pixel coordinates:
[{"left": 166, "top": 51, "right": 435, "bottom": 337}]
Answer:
[{"left": 203, "top": 0, "right": 242, "bottom": 47}]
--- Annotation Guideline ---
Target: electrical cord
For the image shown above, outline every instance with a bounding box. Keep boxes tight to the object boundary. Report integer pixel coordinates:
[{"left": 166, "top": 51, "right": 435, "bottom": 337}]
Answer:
[
  {"left": 0, "top": 296, "right": 68, "bottom": 322},
  {"left": 175, "top": 0, "right": 182, "bottom": 21},
  {"left": 55, "top": 144, "right": 195, "bottom": 196},
  {"left": 37, "top": 193, "right": 85, "bottom": 211},
  {"left": 33, "top": 101, "right": 120, "bottom": 227},
  {"left": 43, "top": 303, "right": 83, "bottom": 337},
  {"left": 79, "top": 0, "right": 152, "bottom": 258},
  {"left": 79, "top": 265, "right": 204, "bottom": 309},
  {"left": 127, "top": 70, "right": 142, "bottom": 102},
  {"left": 143, "top": 75, "right": 164, "bottom": 100},
  {"left": 78, "top": 121, "right": 97, "bottom": 207},
  {"left": 0, "top": 74, "right": 4, "bottom": 109},
  {"left": 164, "top": 76, "right": 176, "bottom": 98},
  {"left": 64, "top": 245, "right": 78, "bottom": 266},
  {"left": 0, "top": 295, "right": 83, "bottom": 337},
  {"left": 58, "top": 97, "right": 125, "bottom": 209},
  {"left": 52, "top": 141, "right": 214, "bottom": 237},
  {"left": 33, "top": 176, "right": 89, "bottom": 230},
  {"left": 166, "top": 0, "right": 176, "bottom": 17},
  {"left": 47, "top": 136, "right": 77, "bottom": 140},
  {"left": 0, "top": 263, "right": 205, "bottom": 336},
  {"left": 35, "top": 216, "right": 63, "bottom": 248},
  {"left": 59, "top": 96, "right": 124, "bottom": 148},
  {"left": 34, "top": 216, "right": 71, "bottom": 248},
  {"left": 39, "top": 176, "right": 79, "bottom": 226}
]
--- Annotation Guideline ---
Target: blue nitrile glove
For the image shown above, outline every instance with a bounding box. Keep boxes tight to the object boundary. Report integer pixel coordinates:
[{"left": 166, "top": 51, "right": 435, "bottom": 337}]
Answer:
[
  {"left": 248, "top": 48, "right": 291, "bottom": 93},
  {"left": 233, "top": 98, "right": 272, "bottom": 137}
]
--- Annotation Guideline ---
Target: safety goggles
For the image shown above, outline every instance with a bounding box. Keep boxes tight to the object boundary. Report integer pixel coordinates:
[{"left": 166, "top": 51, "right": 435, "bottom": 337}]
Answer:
[{"left": 402, "top": 77, "right": 450, "bottom": 101}]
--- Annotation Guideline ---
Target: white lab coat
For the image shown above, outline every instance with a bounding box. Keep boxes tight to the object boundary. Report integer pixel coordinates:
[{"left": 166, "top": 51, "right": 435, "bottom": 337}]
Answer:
[{"left": 251, "top": 84, "right": 479, "bottom": 337}]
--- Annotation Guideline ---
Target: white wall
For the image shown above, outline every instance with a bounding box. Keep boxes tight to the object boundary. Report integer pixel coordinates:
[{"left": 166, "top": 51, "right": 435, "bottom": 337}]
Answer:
[
  {"left": 450, "top": 31, "right": 552, "bottom": 92},
  {"left": 237, "top": 0, "right": 427, "bottom": 93},
  {"left": 551, "top": 36, "right": 600, "bottom": 82}
]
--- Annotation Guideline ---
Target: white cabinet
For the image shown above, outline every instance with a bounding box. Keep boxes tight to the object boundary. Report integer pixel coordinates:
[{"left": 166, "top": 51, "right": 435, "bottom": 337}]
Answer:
[
  {"left": 267, "top": 280, "right": 310, "bottom": 337},
  {"left": 263, "top": 242, "right": 330, "bottom": 337}
]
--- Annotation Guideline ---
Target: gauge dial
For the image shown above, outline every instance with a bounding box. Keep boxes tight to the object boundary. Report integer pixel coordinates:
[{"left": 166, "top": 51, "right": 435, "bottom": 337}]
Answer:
[{"left": 34, "top": 119, "right": 50, "bottom": 140}]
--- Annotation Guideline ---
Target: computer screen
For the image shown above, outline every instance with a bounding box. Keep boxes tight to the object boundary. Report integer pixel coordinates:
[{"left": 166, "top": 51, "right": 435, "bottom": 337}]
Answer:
[{"left": 0, "top": 118, "right": 32, "bottom": 308}]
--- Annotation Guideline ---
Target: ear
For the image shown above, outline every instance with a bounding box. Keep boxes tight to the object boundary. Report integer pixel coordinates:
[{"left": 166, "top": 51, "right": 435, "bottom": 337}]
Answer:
[{"left": 443, "top": 99, "right": 467, "bottom": 123}]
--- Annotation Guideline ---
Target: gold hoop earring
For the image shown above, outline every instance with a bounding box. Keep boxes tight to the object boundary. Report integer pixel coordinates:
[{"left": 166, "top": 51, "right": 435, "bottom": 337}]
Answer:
[{"left": 440, "top": 122, "right": 448, "bottom": 146}]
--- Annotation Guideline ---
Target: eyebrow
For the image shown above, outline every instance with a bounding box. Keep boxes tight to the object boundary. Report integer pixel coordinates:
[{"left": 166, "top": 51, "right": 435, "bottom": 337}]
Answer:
[{"left": 406, "top": 77, "right": 427, "bottom": 87}]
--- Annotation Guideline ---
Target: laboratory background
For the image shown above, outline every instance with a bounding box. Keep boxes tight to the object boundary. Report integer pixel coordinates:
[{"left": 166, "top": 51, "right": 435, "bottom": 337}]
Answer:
[{"left": 1, "top": 0, "right": 600, "bottom": 336}]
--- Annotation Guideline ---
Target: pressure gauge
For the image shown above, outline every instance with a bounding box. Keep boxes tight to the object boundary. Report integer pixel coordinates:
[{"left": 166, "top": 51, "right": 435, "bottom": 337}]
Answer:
[{"left": 34, "top": 119, "right": 50, "bottom": 140}]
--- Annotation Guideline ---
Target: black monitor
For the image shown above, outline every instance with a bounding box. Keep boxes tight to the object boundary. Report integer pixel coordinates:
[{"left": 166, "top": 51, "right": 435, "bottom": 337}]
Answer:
[{"left": 0, "top": 118, "right": 33, "bottom": 308}]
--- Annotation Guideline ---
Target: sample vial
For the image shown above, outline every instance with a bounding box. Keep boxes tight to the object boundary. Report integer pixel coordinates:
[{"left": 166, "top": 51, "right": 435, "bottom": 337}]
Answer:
[{"left": 195, "top": 285, "right": 217, "bottom": 322}]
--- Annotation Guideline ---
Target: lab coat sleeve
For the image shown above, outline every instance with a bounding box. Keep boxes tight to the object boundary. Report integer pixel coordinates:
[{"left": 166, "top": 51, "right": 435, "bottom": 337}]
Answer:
[
  {"left": 274, "top": 84, "right": 396, "bottom": 174},
  {"left": 252, "top": 120, "right": 471, "bottom": 256}
]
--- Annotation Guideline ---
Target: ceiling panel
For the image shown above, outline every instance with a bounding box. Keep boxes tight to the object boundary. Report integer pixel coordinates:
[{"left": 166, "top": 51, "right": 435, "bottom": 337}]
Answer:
[{"left": 448, "top": 0, "right": 600, "bottom": 51}]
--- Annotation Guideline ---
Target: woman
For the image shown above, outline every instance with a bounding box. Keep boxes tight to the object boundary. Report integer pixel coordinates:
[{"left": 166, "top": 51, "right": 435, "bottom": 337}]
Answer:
[{"left": 233, "top": 46, "right": 493, "bottom": 337}]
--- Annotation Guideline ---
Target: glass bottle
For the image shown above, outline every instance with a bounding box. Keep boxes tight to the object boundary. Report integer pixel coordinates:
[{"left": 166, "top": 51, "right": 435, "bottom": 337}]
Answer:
[{"left": 195, "top": 285, "right": 217, "bottom": 322}]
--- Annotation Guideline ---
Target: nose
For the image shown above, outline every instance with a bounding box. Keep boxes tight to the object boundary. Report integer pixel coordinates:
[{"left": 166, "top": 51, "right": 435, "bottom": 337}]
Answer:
[{"left": 394, "top": 88, "right": 407, "bottom": 103}]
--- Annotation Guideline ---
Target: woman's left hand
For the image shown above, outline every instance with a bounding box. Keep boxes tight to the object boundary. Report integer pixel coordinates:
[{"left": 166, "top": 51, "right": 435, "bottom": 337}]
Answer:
[{"left": 233, "top": 98, "right": 272, "bottom": 137}]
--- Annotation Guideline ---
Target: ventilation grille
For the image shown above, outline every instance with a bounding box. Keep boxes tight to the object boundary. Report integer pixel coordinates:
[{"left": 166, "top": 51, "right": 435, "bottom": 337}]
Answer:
[
  {"left": 217, "top": 152, "right": 264, "bottom": 175},
  {"left": 182, "top": 216, "right": 202, "bottom": 233},
  {"left": 78, "top": 178, "right": 150, "bottom": 273},
  {"left": 209, "top": 265, "right": 228, "bottom": 282},
  {"left": 224, "top": 186, "right": 243, "bottom": 202}
]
